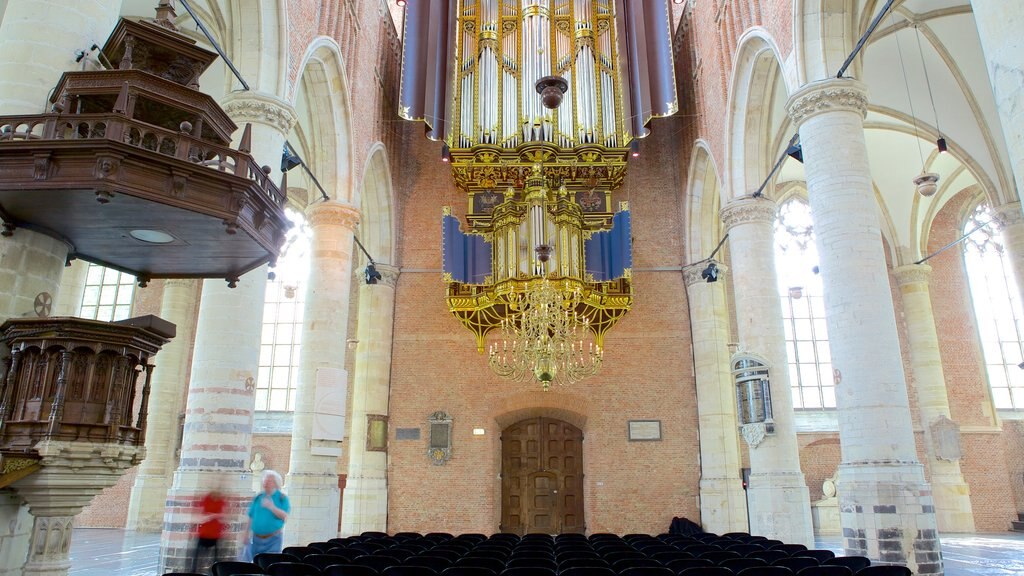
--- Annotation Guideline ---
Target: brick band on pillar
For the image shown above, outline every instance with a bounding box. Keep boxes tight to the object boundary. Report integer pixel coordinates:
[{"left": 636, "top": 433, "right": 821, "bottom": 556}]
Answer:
[
  {"left": 787, "top": 78, "right": 941, "bottom": 575},
  {"left": 285, "top": 201, "right": 362, "bottom": 546},
  {"left": 720, "top": 196, "right": 814, "bottom": 546},
  {"left": 342, "top": 263, "right": 399, "bottom": 535},
  {"left": 682, "top": 261, "right": 749, "bottom": 534}
]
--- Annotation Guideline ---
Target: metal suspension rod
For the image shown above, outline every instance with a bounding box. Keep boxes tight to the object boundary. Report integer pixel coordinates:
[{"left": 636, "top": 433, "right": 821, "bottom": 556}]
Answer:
[
  {"left": 178, "top": 0, "right": 250, "bottom": 90},
  {"left": 837, "top": 0, "right": 896, "bottom": 78},
  {"left": 914, "top": 220, "right": 994, "bottom": 265}
]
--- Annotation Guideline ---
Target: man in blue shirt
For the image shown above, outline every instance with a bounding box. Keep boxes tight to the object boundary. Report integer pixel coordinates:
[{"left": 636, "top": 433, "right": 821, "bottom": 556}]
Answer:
[{"left": 245, "top": 469, "right": 290, "bottom": 557}]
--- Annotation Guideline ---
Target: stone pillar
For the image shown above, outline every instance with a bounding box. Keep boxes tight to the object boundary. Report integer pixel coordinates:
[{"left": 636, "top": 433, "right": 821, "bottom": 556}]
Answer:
[
  {"left": 284, "top": 201, "right": 361, "bottom": 546},
  {"left": 51, "top": 260, "right": 90, "bottom": 318},
  {"left": 341, "top": 264, "right": 399, "bottom": 536},
  {"left": 160, "top": 93, "right": 294, "bottom": 573},
  {"left": 0, "top": 489, "right": 32, "bottom": 576},
  {"left": 127, "top": 279, "right": 200, "bottom": 532},
  {"left": 893, "top": 264, "right": 975, "bottom": 532},
  {"left": 683, "top": 262, "right": 748, "bottom": 534},
  {"left": 720, "top": 197, "right": 813, "bottom": 545},
  {"left": 787, "top": 79, "right": 941, "bottom": 575},
  {"left": 970, "top": 1, "right": 1024, "bottom": 201},
  {"left": 0, "top": 0, "right": 121, "bottom": 115}
]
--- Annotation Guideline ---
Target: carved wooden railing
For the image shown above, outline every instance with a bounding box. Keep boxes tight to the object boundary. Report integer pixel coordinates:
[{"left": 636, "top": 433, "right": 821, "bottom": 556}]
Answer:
[
  {"left": 0, "top": 316, "right": 174, "bottom": 452},
  {"left": 0, "top": 113, "right": 284, "bottom": 206}
]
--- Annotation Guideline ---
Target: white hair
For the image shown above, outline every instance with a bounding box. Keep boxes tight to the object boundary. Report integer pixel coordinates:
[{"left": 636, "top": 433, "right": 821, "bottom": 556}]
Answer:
[{"left": 262, "top": 469, "right": 283, "bottom": 489}]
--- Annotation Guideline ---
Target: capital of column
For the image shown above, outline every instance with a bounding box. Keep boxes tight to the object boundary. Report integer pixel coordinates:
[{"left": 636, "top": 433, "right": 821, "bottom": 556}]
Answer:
[
  {"left": 374, "top": 264, "right": 400, "bottom": 288},
  {"left": 720, "top": 196, "right": 777, "bottom": 230},
  {"left": 786, "top": 78, "right": 869, "bottom": 128},
  {"left": 893, "top": 263, "right": 933, "bottom": 287},
  {"left": 992, "top": 201, "right": 1023, "bottom": 228},
  {"left": 307, "top": 201, "right": 361, "bottom": 230},
  {"left": 221, "top": 92, "right": 298, "bottom": 136},
  {"left": 683, "top": 261, "right": 728, "bottom": 287}
]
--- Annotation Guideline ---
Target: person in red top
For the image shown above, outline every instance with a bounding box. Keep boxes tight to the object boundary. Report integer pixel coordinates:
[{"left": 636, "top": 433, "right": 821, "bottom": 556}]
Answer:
[{"left": 190, "top": 485, "right": 227, "bottom": 572}]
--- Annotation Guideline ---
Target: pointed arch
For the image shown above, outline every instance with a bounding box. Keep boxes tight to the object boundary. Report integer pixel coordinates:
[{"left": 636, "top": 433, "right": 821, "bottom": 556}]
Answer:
[
  {"left": 358, "top": 143, "right": 397, "bottom": 265},
  {"left": 684, "top": 141, "right": 725, "bottom": 264},
  {"left": 290, "top": 37, "right": 355, "bottom": 205},
  {"left": 725, "top": 30, "right": 793, "bottom": 201}
]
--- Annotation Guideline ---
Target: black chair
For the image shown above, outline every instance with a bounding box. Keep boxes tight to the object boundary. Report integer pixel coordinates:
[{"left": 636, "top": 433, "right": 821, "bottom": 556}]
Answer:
[
  {"left": 380, "top": 550, "right": 417, "bottom": 562},
  {"left": 284, "top": 547, "right": 320, "bottom": 560},
  {"left": 720, "top": 558, "right": 768, "bottom": 572},
  {"left": 721, "top": 533, "right": 752, "bottom": 540},
  {"left": 323, "top": 566, "right": 381, "bottom": 576},
  {"left": 395, "top": 533, "right": 424, "bottom": 540},
  {"left": 558, "top": 557, "right": 612, "bottom": 570},
  {"left": 696, "top": 551, "right": 740, "bottom": 563},
  {"left": 464, "top": 548, "right": 510, "bottom": 561},
  {"left": 676, "top": 568, "right": 732, "bottom": 576},
  {"left": 557, "top": 567, "right": 617, "bottom": 576},
  {"left": 424, "top": 550, "right": 463, "bottom": 562},
  {"left": 680, "top": 545, "right": 720, "bottom": 556},
  {"left": 453, "top": 557, "right": 505, "bottom": 572},
  {"left": 612, "top": 558, "right": 664, "bottom": 570},
  {"left": 747, "top": 551, "right": 788, "bottom": 564},
  {"left": 850, "top": 567, "right": 910, "bottom": 576},
  {"left": 426, "top": 533, "right": 456, "bottom": 542},
  {"left": 799, "top": 551, "right": 835, "bottom": 564},
  {"left": 724, "top": 544, "right": 764, "bottom": 555},
  {"left": 665, "top": 557, "right": 714, "bottom": 573},
  {"left": 355, "top": 555, "right": 404, "bottom": 572},
  {"left": 821, "top": 558, "right": 870, "bottom": 573},
  {"left": 267, "top": 562, "right": 322, "bottom": 576},
  {"left": 406, "top": 555, "right": 455, "bottom": 571},
  {"left": 255, "top": 553, "right": 301, "bottom": 570},
  {"left": 307, "top": 555, "right": 359, "bottom": 571},
  {"left": 212, "top": 561, "right": 264, "bottom": 576},
  {"left": 498, "top": 568, "right": 556, "bottom": 576},
  {"left": 622, "top": 534, "right": 656, "bottom": 543},
  {"left": 383, "top": 566, "right": 439, "bottom": 576},
  {"left": 651, "top": 551, "right": 694, "bottom": 562},
  {"left": 617, "top": 567, "right": 675, "bottom": 576},
  {"left": 603, "top": 551, "right": 645, "bottom": 563},
  {"left": 588, "top": 534, "right": 622, "bottom": 543},
  {"left": 557, "top": 550, "right": 602, "bottom": 561},
  {"left": 363, "top": 532, "right": 390, "bottom": 538},
  {"left": 736, "top": 568, "right": 794, "bottom": 576},
  {"left": 489, "top": 534, "right": 521, "bottom": 544},
  {"left": 771, "top": 545, "right": 808, "bottom": 557},
  {"left": 505, "top": 557, "right": 556, "bottom": 570},
  {"left": 759, "top": 541, "right": 784, "bottom": 550},
  {"left": 772, "top": 558, "right": 818, "bottom": 572},
  {"left": 439, "top": 567, "right": 497, "bottom": 576},
  {"left": 311, "top": 543, "right": 340, "bottom": 553},
  {"left": 794, "top": 566, "right": 852, "bottom": 576}
]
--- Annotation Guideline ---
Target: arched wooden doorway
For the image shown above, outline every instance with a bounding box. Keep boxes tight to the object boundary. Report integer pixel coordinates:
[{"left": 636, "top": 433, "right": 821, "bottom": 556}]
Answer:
[{"left": 501, "top": 417, "right": 585, "bottom": 534}]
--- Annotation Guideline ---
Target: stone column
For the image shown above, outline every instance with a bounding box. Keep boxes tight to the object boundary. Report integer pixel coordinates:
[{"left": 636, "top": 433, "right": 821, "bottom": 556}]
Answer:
[
  {"left": 893, "top": 264, "right": 975, "bottom": 532},
  {"left": 51, "top": 260, "right": 90, "bottom": 318},
  {"left": 341, "top": 264, "right": 399, "bottom": 536},
  {"left": 970, "top": 1, "right": 1024, "bottom": 201},
  {"left": 160, "top": 93, "right": 294, "bottom": 573},
  {"left": 0, "top": 0, "right": 121, "bottom": 115},
  {"left": 787, "top": 79, "right": 941, "bottom": 575},
  {"left": 683, "top": 262, "right": 748, "bottom": 534},
  {"left": 126, "top": 279, "right": 200, "bottom": 532},
  {"left": 0, "top": 485, "right": 33, "bottom": 576},
  {"left": 720, "top": 197, "right": 813, "bottom": 545},
  {"left": 284, "top": 201, "right": 361, "bottom": 546}
]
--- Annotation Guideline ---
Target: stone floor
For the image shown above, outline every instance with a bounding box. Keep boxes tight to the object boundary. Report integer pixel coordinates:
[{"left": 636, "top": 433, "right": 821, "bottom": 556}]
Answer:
[{"left": 66, "top": 529, "right": 1024, "bottom": 575}]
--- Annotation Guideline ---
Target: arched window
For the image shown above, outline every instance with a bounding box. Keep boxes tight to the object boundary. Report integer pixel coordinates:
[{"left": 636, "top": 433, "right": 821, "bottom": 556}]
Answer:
[
  {"left": 773, "top": 197, "right": 835, "bottom": 409},
  {"left": 963, "top": 203, "right": 1024, "bottom": 410},
  {"left": 255, "top": 207, "right": 312, "bottom": 412},
  {"left": 80, "top": 263, "right": 135, "bottom": 321}
]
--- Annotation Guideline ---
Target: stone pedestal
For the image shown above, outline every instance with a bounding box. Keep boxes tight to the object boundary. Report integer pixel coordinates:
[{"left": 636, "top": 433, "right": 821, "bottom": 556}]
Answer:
[
  {"left": 721, "top": 197, "right": 813, "bottom": 545},
  {"left": 285, "top": 201, "right": 361, "bottom": 546},
  {"left": 341, "top": 265, "right": 399, "bottom": 536},
  {"left": 787, "top": 79, "right": 941, "bottom": 575},
  {"left": 683, "top": 263, "right": 748, "bottom": 534},
  {"left": 127, "top": 279, "right": 200, "bottom": 532}
]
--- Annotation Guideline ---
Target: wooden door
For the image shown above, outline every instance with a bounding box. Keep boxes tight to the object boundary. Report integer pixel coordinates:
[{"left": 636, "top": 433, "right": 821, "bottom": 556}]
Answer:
[{"left": 501, "top": 417, "right": 584, "bottom": 534}]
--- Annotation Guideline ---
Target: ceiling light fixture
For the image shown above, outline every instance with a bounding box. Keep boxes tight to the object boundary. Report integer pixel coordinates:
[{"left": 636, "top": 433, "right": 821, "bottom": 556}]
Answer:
[
  {"left": 129, "top": 229, "right": 175, "bottom": 244},
  {"left": 441, "top": 142, "right": 451, "bottom": 163},
  {"left": 630, "top": 140, "right": 640, "bottom": 158},
  {"left": 396, "top": 0, "right": 407, "bottom": 7}
]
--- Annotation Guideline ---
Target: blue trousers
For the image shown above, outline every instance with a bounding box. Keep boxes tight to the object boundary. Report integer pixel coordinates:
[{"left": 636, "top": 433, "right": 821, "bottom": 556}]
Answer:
[{"left": 249, "top": 531, "right": 283, "bottom": 558}]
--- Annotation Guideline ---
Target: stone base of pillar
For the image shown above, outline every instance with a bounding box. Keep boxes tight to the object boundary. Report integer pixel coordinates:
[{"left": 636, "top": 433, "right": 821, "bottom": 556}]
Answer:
[
  {"left": 159, "top": 471, "right": 253, "bottom": 574},
  {"left": 126, "top": 473, "right": 172, "bottom": 532},
  {"left": 0, "top": 492, "right": 32, "bottom": 576},
  {"left": 930, "top": 472, "right": 975, "bottom": 533},
  {"left": 22, "top": 516, "right": 74, "bottom": 576},
  {"left": 283, "top": 472, "right": 341, "bottom": 547},
  {"left": 838, "top": 463, "right": 942, "bottom": 576},
  {"left": 746, "top": 471, "right": 813, "bottom": 546},
  {"left": 340, "top": 475, "right": 388, "bottom": 536},
  {"left": 698, "top": 477, "right": 748, "bottom": 535}
]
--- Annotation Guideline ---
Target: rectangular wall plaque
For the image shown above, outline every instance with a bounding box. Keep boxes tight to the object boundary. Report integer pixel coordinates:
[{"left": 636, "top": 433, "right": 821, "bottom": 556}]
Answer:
[
  {"left": 367, "top": 414, "right": 388, "bottom": 452},
  {"left": 396, "top": 427, "right": 421, "bottom": 440},
  {"left": 628, "top": 420, "right": 662, "bottom": 441}
]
